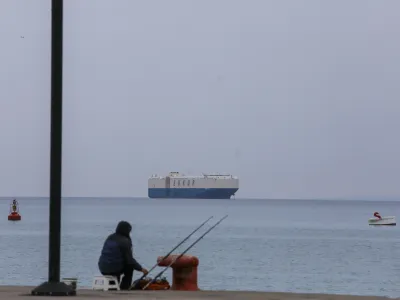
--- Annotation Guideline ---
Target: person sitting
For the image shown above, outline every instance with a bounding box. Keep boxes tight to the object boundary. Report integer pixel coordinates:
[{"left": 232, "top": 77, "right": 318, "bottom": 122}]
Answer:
[{"left": 98, "top": 221, "right": 148, "bottom": 290}]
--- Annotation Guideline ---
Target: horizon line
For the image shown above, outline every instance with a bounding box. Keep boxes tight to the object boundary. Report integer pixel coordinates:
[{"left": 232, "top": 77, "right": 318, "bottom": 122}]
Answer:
[{"left": 0, "top": 196, "right": 399, "bottom": 201}]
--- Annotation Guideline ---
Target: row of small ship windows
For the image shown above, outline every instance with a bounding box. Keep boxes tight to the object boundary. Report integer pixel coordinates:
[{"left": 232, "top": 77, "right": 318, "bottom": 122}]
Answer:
[{"left": 173, "top": 180, "right": 195, "bottom": 187}]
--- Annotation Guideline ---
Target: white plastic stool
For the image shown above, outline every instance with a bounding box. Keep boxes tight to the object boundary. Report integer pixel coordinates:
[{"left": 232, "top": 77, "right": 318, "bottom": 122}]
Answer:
[{"left": 92, "top": 274, "right": 124, "bottom": 291}]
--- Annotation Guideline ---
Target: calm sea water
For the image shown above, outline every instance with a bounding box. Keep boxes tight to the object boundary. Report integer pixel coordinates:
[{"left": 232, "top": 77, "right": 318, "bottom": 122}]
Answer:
[{"left": 0, "top": 197, "right": 399, "bottom": 297}]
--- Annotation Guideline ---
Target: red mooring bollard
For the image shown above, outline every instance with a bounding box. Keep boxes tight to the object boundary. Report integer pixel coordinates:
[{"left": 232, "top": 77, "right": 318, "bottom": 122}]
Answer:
[{"left": 157, "top": 255, "right": 199, "bottom": 291}]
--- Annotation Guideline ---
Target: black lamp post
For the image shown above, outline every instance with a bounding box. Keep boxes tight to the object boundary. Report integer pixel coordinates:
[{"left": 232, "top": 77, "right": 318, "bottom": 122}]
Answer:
[{"left": 31, "top": 0, "right": 75, "bottom": 296}]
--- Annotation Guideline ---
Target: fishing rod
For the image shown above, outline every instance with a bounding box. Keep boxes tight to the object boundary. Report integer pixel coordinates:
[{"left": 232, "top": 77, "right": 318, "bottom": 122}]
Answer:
[
  {"left": 142, "top": 215, "right": 228, "bottom": 290},
  {"left": 131, "top": 215, "right": 214, "bottom": 289}
]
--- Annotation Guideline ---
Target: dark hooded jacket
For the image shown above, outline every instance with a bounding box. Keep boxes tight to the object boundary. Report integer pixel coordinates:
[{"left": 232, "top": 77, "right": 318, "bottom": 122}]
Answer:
[{"left": 98, "top": 221, "right": 143, "bottom": 274}]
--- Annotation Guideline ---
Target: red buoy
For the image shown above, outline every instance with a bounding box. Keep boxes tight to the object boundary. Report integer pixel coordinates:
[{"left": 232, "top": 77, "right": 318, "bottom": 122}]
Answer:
[
  {"left": 8, "top": 199, "right": 21, "bottom": 221},
  {"left": 8, "top": 212, "right": 21, "bottom": 221},
  {"left": 157, "top": 255, "right": 199, "bottom": 291}
]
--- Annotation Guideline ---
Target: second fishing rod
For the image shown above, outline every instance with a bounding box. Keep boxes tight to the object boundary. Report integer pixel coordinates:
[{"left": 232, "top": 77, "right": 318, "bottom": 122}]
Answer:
[
  {"left": 131, "top": 215, "right": 213, "bottom": 289},
  {"left": 142, "top": 214, "right": 228, "bottom": 290}
]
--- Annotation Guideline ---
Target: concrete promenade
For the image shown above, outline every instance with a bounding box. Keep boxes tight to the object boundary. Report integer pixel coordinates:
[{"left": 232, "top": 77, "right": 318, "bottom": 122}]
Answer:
[{"left": 0, "top": 286, "right": 396, "bottom": 300}]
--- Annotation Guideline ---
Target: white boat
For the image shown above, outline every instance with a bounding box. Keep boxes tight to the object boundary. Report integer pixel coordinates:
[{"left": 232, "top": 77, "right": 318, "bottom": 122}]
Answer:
[{"left": 368, "top": 212, "right": 396, "bottom": 226}]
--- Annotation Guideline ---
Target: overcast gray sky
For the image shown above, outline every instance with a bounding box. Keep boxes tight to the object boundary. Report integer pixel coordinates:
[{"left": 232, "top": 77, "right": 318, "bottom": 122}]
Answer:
[{"left": 1, "top": 0, "right": 399, "bottom": 199}]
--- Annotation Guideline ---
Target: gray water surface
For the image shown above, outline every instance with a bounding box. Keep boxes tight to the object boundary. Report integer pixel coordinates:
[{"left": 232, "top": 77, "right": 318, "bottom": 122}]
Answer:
[{"left": 0, "top": 198, "right": 399, "bottom": 297}]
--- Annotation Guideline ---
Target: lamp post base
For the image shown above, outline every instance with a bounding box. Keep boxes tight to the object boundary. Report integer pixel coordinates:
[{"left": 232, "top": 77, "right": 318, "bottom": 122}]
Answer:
[{"left": 31, "top": 281, "right": 76, "bottom": 296}]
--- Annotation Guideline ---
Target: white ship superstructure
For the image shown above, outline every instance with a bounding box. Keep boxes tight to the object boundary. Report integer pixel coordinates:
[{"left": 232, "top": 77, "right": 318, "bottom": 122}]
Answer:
[{"left": 148, "top": 172, "right": 239, "bottom": 199}]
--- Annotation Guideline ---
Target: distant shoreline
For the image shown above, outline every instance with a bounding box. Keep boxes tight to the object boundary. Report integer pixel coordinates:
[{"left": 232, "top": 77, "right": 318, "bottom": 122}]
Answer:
[{"left": 0, "top": 196, "right": 399, "bottom": 202}]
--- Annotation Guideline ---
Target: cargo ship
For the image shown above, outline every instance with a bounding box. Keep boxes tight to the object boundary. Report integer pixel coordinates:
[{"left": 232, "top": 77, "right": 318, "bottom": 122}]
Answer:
[{"left": 148, "top": 172, "right": 239, "bottom": 199}]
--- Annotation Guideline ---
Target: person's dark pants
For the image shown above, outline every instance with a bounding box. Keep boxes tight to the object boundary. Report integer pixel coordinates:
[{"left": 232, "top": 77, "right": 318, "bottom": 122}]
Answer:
[{"left": 101, "top": 264, "right": 134, "bottom": 290}]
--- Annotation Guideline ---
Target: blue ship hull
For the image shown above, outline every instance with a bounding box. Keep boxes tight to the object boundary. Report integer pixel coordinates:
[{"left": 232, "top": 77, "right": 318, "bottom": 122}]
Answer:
[{"left": 148, "top": 188, "right": 238, "bottom": 199}]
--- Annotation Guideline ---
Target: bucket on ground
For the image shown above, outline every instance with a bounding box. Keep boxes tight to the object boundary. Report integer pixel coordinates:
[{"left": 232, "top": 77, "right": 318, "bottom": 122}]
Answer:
[{"left": 62, "top": 278, "right": 77, "bottom": 291}]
